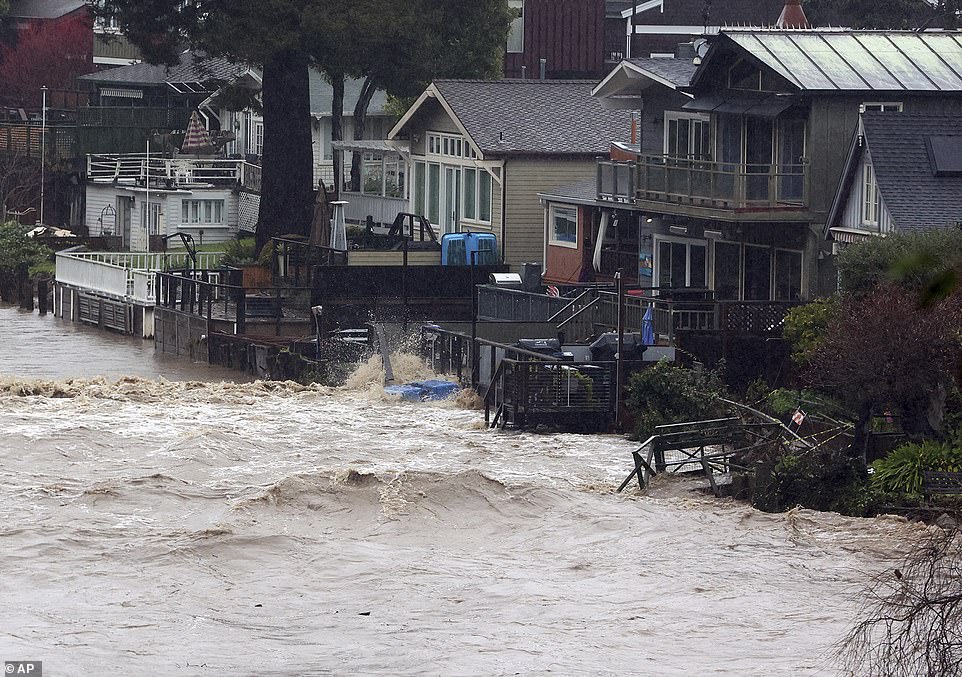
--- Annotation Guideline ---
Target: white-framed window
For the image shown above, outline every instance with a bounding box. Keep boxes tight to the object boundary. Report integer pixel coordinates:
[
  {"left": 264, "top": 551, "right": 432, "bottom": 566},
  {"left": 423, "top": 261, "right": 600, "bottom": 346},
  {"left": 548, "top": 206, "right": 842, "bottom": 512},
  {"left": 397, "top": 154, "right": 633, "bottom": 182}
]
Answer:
[
  {"left": 426, "top": 132, "right": 476, "bottom": 160},
  {"left": 861, "top": 102, "right": 903, "bottom": 113},
  {"left": 550, "top": 205, "right": 578, "bottom": 247},
  {"left": 774, "top": 248, "right": 804, "bottom": 301},
  {"left": 507, "top": 0, "right": 524, "bottom": 53},
  {"left": 461, "top": 168, "right": 492, "bottom": 224},
  {"left": 655, "top": 236, "right": 707, "bottom": 289},
  {"left": 254, "top": 122, "right": 264, "bottom": 156},
  {"left": 181, "top": 199, "right": 225, "bottom": 225},
  {"left": 665, "top": 112, "right": 712, "bottom": 160},
  {"left": 862, "top": 158, "right": 881, "bottom": 226}
]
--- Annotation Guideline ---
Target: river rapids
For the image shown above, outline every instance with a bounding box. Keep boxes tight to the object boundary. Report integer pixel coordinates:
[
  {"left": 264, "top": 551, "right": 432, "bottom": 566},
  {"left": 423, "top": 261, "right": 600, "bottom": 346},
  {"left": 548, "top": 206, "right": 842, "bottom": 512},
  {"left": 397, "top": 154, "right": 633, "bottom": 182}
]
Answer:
[{"left": 0, "top": 307, "right": 922, "bottom": 674}]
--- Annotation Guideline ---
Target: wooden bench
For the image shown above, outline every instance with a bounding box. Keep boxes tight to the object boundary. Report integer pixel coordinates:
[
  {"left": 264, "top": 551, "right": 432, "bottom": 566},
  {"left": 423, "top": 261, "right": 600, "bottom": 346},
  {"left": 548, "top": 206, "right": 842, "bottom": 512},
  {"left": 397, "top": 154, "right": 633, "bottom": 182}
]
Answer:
[{"left": 922, "top": 471, "right": 962, "bottom": 499}]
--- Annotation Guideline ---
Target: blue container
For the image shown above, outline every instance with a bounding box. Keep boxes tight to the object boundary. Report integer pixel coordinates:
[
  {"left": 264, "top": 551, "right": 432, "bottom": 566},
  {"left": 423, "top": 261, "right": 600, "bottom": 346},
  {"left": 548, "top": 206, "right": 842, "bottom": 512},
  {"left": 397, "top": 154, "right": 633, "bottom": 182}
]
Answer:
[
  {"left": 385, "top": 379, "right": 461, "bottom": 402},
  {"left": 441, "top": 232, "right": 499, "bottom": 266}
]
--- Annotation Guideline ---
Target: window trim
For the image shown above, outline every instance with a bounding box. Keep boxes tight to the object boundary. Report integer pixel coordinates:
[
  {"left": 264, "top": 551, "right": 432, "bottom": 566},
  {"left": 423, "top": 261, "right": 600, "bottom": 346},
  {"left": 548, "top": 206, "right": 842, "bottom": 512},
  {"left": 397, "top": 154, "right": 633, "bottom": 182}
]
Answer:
[
  {"left": 664, "top": 111, "right": 711, "bottom": 159},
  {"left": 862, "top": 158, "right": 880, "bottom": 227},
  {"left": 181, "top": 198, "right": 226, "bottom": 226},
  {"left": 548, "top": 205, "right": 578, "bottom": 248},
  {"left": 860, "top": 101, "right": 903, "bottom": 113},
  {"left": 652, "top": 234, "right": 708, "bottom": 289},
  {"left": 507, "top": 0, "right": 524, "bottom": 54}
]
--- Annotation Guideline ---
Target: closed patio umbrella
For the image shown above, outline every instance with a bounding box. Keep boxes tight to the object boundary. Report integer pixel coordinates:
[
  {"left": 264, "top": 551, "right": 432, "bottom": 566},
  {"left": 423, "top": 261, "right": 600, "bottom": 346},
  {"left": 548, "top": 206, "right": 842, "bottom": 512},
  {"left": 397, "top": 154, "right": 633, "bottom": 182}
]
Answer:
[{"left": 181, "top": 110, "right": 214, "bottom": 155}]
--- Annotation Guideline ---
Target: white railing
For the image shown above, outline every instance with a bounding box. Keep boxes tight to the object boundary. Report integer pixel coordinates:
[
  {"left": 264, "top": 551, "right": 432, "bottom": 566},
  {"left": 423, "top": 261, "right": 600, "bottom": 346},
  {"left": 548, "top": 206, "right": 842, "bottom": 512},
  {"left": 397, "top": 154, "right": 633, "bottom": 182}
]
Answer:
[
  {"left": 340, "top": 192, "right": 408, "bottom": 226},
  {"left": 56, "top": 252, "right": 129, "bottom": 298},
  {"left": 87, "top": 154, "right": 249, "bottom": 188},
  {"left": 56, "top": 250, "right": 224, "bottom": 304},
  {"left": 131, "top": 270, "right": 156, "bottom": 304}
]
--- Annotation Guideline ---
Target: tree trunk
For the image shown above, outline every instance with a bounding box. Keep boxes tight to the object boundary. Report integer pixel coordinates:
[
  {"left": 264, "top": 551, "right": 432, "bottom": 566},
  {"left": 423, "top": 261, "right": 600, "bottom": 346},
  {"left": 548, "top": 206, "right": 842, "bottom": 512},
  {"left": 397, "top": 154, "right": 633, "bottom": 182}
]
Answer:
[
  {"left": 256, "top": 49, "right": 315, "bottom": 254},
  {"left": 329, "top": 72, "right": 345, "bottom": 199},
  {"left": 350, "top": 76, "right": 379, "bottom": 192}
]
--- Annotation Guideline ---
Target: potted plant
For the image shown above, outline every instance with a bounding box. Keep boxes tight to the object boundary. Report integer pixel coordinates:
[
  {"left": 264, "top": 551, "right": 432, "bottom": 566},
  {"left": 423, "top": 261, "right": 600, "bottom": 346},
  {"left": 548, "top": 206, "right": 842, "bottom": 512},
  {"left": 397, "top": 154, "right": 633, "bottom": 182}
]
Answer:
[{"left": 222, "top": 237, "right": 273, "bottom": 288}]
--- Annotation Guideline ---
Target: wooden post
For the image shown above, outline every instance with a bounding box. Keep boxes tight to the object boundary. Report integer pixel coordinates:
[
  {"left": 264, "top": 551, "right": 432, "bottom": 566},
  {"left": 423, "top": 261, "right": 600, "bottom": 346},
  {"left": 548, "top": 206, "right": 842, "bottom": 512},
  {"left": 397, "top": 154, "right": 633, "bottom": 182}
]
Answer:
[
  {"left": 615, "top": 270, "right": 625, "bottom": 430},
  {"left": 37, "top": 278, "right": 48, "bottom": 314}
]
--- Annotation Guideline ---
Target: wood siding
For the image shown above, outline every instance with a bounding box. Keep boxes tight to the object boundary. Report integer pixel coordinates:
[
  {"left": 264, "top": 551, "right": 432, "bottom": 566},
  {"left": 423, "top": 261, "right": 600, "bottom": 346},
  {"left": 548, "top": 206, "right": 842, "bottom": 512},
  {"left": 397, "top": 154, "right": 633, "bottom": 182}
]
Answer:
[
  {"left": 505, "top": 0, "right": 606, "bottom": 79},
  {"left": 837, "top": 150, "right": 893, "bottom": 234},
  {"left": 502, "top": 158, "right": 596, "bottom": 269},
  {"left": 544, "top": 202, "right": 588, "bottom": 283},
  {"left": 85, "top": 184, "right": 240, "bottom": 249}
]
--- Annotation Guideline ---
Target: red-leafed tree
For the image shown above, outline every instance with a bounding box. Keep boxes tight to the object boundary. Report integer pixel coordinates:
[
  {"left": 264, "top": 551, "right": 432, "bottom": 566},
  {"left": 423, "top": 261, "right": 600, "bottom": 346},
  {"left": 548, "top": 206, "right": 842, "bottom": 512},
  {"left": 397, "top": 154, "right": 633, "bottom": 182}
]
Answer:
[
  {"left": 803, "top": 284, "right": 962, "bottom": 440},
  {"left": 0, "top": 13, "right": 93, "bottom": 108}
]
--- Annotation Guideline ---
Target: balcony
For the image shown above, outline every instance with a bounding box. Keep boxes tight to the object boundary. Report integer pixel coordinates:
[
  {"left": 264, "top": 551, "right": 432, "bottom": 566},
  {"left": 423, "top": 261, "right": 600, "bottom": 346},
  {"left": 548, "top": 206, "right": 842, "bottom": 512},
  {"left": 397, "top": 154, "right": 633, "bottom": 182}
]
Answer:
[
  {"left": 598, "top": 156, "right": 809, "bottom": 215},
  {"left": 87, "top": 153, "right": 262, "bottom": 193}
]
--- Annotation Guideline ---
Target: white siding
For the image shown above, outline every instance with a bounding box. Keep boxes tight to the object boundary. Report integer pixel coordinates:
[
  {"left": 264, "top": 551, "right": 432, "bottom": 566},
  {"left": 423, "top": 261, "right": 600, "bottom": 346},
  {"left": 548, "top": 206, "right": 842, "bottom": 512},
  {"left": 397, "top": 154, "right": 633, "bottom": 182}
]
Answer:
[
  {"left": 838, "top": 150, "right": 894, "bottom": 234},
  {"left": 169, "top": 189, "right": 239, "bottom": 245}
]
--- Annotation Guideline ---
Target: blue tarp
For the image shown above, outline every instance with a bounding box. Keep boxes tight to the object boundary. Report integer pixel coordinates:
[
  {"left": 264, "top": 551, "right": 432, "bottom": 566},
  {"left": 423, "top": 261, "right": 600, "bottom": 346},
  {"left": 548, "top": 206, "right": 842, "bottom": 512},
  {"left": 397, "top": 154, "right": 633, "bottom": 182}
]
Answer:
[{"left": 384, "top": 379, "right": 460, "bottom": 402}]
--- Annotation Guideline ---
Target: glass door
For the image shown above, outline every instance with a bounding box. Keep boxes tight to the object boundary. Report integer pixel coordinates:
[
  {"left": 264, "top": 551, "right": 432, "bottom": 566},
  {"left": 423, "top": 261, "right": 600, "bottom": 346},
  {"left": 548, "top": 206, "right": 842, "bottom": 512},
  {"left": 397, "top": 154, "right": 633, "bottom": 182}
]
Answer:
[
  {"left": 745, "top": 117, "right": 774, "bottom": 203},
  {"left": 442, "top": 166, "right": 461, "bottom": 234}
]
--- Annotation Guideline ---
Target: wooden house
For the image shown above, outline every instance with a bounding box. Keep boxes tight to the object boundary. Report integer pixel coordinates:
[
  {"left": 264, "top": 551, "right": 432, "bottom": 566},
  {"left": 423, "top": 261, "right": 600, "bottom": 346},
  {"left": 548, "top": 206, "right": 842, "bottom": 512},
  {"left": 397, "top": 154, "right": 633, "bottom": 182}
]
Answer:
[
  {"left": 504, "top": 0, "right": 607, "bottom": 79},
  {"left": 541, "top": 28, "right": 962, "bottom": 302},
  {"left": 388, "top": 79, "right": 632, "bottom": 269},
  {"left": 79, "top": 52, "right": 393, "bottom": 249},
  {"left": 827, "top": 113, "right": 962, "bottom": 243}
]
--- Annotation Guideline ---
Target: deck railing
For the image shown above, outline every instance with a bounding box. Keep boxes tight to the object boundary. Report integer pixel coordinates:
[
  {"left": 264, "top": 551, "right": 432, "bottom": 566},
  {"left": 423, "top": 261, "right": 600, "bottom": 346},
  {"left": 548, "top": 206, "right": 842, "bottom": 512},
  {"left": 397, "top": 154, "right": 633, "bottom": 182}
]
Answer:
[
  {"left": 476, "top": 285, "right": 571, "bottom": 322},
  {"left": 56, "top": 250, "right": 224, "bottom": 303},
  {"left": 557, "top": 291, "right": 796, "bottom": 342},
  {"left": 87, "top": 153, "right": 263, "bottom": 192},
  {"left": 597, "top": 156, "right": 809, "bottom": 209}
]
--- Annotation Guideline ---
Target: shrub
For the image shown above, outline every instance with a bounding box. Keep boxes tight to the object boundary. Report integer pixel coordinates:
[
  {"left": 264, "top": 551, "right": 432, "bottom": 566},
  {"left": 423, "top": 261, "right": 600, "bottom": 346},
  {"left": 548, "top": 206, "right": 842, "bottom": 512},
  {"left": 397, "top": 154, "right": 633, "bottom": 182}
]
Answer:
[
  {"left": 782, "top": 298, "right": 837, "bottom": 365},
  {"left": 871, "top": 441, "right": 962, "bottom": 495},
  {"left": 836, "top": 227, "right": 962, "bottom": 296},
  {"left": 220, "top": 237, "right": 268, "bottom": 266},
  {"left": 755, "top": 449, "right": 872, "bottom": 515},
  {"left": 624, "top": 360, "right": 727, "bottom": 440}
]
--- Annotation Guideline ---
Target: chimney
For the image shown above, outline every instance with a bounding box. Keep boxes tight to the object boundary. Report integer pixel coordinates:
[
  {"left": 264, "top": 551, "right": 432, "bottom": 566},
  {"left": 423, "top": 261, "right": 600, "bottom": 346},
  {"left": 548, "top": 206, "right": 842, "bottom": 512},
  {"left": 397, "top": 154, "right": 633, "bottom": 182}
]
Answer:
[{"left": 776, "top": 0, "right": 809, "bottom": 28}]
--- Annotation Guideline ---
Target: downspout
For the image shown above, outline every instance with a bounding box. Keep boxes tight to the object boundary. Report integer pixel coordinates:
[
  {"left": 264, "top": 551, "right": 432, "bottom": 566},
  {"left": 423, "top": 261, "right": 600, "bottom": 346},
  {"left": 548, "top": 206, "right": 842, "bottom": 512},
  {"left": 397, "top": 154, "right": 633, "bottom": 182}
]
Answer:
[{"left": 500, "top": 162, "right": 507, "bottom": 264}]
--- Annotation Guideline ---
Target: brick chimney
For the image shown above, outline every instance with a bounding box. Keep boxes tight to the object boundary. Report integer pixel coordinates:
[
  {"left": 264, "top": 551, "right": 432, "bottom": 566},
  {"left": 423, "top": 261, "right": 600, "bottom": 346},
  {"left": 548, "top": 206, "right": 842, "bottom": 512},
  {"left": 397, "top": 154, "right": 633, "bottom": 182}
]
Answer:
[{"left": 776, "top": 0, "right": 809, "bottom": 28}]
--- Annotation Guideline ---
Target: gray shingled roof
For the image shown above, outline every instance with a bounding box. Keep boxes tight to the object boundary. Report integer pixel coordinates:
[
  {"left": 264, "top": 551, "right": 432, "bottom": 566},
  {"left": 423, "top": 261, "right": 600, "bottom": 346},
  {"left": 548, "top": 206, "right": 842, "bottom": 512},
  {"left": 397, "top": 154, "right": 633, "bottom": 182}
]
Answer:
[
  {"left": 864, "top": 112, "right": 962, "bottom": 231},
  {"left": 433, "top": 80, "right": 632, "bottom": 156},
  {"left": 82, "top": 52, "right": 389, "bottom": 117},
  {"left": 717, "top": 30, "right": 962, "bottom": 91},
  {"left": 79, "top": 52, "right": 248, "bottom": 86},
  {"left": 626, "top": 57, "right": 697, "bottom": 88},
  {"left": 7, "top": 0, "right": 85, "bottom": 19},
  {"left": 538, "top": 178, "right": 603, "bottom": 206}
]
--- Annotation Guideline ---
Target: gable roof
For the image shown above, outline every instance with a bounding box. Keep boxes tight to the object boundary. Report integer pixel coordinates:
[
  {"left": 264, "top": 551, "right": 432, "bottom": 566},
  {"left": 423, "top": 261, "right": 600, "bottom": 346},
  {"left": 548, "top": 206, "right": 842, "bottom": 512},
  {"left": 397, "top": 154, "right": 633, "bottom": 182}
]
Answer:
[
  {"left": 7, "top": 0, "right": 86, "bottom": 19},
  {"left": 592, "top": 58, "right": 696, "bottom": 104},
  {"left": 699, "top": 29, "right": 962, "bottom": 92},
  {"left": 862, "top": 113, "right": 962, "bottom": 231},
  {"left": 79, "top": 53, "right": 249, "bottom": 88},
  {"left": 392, "top": 80, "right": 631, "bottom": 157}
]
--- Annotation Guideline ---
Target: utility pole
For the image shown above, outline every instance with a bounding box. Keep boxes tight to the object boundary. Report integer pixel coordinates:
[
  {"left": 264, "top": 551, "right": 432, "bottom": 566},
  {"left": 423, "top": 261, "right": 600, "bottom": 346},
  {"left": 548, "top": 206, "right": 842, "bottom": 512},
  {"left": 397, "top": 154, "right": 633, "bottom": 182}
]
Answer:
[{"left": 40, "top": 85, "right": 47, "bottom": 225}]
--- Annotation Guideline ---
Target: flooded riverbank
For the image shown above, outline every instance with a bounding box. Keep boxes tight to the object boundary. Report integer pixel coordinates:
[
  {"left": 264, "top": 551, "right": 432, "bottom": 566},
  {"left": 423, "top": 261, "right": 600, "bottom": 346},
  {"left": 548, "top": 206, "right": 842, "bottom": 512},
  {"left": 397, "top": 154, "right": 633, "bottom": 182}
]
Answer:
[{"left": 0, "top": 363, "right": 920, "bottom": 675}]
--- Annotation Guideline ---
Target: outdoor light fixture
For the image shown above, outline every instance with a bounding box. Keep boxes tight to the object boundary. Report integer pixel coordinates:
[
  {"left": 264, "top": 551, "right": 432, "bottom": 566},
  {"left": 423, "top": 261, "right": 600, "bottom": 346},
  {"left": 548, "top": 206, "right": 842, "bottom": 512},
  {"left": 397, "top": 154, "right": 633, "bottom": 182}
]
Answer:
[
  {"left": 645, "top": 217, "right": 654, "bottom": 223},
  {"left": 704, "top": 229, "right": 723, "bottom": 239},
  {"left": 669, "top": 225, "right": 688, "bottom": 235}
]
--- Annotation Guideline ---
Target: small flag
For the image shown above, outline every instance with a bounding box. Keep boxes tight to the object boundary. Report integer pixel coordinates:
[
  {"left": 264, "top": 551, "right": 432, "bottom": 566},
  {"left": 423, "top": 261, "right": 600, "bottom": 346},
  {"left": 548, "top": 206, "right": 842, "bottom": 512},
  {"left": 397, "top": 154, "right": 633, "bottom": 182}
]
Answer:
[
  {"left": 791, "top": 409, "right": 806, "bottom": 426},
  {"left": 546, "top": 285, "right": 560, "bottom": 297}
]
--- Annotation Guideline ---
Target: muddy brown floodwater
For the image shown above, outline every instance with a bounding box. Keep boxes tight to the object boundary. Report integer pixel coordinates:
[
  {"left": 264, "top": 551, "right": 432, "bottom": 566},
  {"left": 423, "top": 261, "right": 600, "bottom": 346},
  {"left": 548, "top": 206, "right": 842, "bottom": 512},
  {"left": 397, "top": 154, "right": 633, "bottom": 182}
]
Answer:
[{"left": 0, "top": 305, "right": 920, "bottom": 674}]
